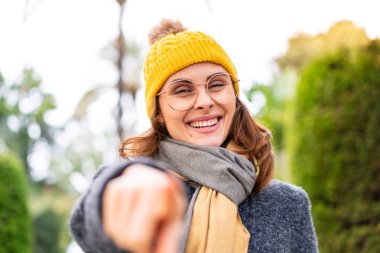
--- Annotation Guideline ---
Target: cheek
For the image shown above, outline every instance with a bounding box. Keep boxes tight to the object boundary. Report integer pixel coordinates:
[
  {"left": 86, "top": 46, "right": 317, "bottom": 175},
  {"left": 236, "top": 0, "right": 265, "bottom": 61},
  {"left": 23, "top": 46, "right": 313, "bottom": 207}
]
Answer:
[
  {"left": 159, "top": 104, "right": 186, "bottom": 135},
  {"left": 224, "top": 101, "right": 236, "bottom": 128},
  {"left": 227, "top": 100, "right": 237, "bottom": 117}
]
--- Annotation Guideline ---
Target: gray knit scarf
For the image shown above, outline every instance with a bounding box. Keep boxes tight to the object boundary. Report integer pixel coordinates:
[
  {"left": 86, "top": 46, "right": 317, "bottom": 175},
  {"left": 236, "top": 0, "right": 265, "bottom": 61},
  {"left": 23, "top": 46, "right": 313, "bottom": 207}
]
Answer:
[{"left": 154, "top": 138, "right": 257, "bottom": 252}]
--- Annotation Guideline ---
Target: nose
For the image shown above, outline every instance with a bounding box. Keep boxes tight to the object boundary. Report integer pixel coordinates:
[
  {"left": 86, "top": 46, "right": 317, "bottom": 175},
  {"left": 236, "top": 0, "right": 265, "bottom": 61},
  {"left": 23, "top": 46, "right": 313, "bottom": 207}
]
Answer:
[{"left": 193, "top": 85, "right": 214, "bottom": 110}]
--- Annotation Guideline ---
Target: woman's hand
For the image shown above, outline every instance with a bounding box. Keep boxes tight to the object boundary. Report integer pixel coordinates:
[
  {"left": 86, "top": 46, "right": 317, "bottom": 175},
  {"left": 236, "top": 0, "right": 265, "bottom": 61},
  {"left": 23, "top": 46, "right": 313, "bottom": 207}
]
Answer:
[{"left": 102, "top": 164, "right": 187, "bottom": 253}]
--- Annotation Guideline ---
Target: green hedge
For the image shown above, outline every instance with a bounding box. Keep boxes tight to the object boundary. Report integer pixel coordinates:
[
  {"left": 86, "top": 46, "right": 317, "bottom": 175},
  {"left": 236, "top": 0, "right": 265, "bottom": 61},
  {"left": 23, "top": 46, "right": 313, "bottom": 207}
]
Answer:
[
  {"left": 33, "top": 208, "right": 65, "bottom": 253},
  {"left": 0, "top": 153, "right": 32, "bottom": 253},
  {"left": 289, "top": 41, "right": 380, "bottom": 252}
]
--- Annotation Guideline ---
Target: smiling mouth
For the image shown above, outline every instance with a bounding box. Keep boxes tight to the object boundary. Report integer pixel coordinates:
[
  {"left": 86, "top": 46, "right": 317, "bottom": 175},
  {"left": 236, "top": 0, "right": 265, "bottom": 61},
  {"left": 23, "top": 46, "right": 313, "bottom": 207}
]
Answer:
[{"left": 189, "top": 117, "right": 220, "bottom": 128}]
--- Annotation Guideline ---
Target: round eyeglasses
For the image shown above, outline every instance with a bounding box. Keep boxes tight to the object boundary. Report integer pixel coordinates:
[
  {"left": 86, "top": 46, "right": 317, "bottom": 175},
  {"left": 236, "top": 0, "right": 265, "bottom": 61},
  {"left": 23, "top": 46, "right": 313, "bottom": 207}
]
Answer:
[{"left": 156, "top": 72, "right": 238, "bottom": 111}]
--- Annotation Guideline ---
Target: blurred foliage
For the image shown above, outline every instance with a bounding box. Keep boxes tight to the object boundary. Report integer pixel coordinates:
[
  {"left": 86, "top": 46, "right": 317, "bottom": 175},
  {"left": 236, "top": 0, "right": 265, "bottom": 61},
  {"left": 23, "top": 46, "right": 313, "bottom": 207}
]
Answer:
[
  {"left": 74, "top": 38, "right": 144, "bottom": 139},
  {"left": 249, "top": 20, "right": 379, "bottom": 251},
  {"left": 0, "top": 68, "right": 57, "bottom": 176},
  {"left": 0, "top": 152, "right": 32, "bottom": 253},
  {"left": 276, "top": 20, "right": 370, "bottom": 72},
  {"left": 289, "top": 40, "right": 380, "bottom": 252},
  {"left": 0, "top": 68, "right": 79, "bottom": 252},
  {"left": 1, "top": 1, "right": 144, "bottom": 252},
  {"left": 250, "top": 20, "right": 373, "bottom": 181},
  {"left": 247, "top": 71, "right": 298, "bottom": 181},
  {"left": 247, "top": 70, "right": 297, "bottom": 151},
  {"left": 30, "top": 182, "right": 76, "bottom": 253},
  {"left": 48, "top": 126, "right": 112, "bottom": 193},
  {"left": 33, "top": 209, "right": 63, "bottom": 253}
]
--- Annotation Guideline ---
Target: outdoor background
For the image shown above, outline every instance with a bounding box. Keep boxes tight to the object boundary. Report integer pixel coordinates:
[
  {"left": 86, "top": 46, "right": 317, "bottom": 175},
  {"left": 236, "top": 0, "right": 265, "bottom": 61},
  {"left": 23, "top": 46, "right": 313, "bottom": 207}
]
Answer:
[{"left": 0, "top": 0, "right": 379, "bottom": 252}]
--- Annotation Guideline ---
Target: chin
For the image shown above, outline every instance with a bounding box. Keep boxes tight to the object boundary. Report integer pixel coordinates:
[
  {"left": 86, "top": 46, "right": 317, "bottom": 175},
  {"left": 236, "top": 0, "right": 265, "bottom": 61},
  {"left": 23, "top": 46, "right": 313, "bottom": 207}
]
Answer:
[{"left": 190, "top": 137, "right": 223, "bottom": 147}]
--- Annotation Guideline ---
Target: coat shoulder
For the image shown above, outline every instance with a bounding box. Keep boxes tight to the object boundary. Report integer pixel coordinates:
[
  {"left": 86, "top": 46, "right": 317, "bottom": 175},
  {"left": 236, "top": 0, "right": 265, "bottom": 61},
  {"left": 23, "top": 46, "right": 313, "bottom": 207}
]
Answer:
[
  {"left": 249, "top": 179, "right": 312, "bottom": 216},
  {"left": 241, "top": 180, "right": 318, "bottom": 252},
  {"left": 258, "top": 180, "right": 309, "bottom": 202}
]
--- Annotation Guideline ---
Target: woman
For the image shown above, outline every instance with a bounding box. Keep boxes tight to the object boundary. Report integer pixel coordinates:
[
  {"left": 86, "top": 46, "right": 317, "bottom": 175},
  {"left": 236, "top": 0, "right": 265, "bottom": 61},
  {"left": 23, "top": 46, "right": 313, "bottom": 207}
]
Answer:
[{"left": 70, "top": 19, "right": 318, "bottom": 253}]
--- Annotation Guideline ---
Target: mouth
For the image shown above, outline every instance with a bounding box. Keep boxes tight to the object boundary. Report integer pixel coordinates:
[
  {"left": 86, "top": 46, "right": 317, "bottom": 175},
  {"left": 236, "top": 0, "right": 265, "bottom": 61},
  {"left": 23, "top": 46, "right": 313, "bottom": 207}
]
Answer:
[{"left": 188, "top": 117, "right": 220, "bottom": 128}]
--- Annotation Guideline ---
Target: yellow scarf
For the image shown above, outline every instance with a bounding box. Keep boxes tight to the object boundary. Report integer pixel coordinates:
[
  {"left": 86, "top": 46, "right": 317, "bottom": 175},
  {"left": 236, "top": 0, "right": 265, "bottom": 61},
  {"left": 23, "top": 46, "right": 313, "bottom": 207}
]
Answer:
[{"left": 185, "top": 141, "right": 252, "bottom": 253}]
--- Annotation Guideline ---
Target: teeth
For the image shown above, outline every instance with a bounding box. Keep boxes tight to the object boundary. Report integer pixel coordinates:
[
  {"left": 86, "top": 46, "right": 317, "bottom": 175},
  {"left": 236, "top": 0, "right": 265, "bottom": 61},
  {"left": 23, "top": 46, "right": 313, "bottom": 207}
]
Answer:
[{"left": 190, "top": 118, "right": 218, "bottom": 128}]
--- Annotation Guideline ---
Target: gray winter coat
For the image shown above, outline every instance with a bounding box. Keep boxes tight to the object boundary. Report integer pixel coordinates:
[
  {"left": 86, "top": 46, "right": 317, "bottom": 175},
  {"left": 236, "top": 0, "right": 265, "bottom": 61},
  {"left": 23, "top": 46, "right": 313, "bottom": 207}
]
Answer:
[{"left": 69, "top": 158, "right": 318, "bottom": 253}]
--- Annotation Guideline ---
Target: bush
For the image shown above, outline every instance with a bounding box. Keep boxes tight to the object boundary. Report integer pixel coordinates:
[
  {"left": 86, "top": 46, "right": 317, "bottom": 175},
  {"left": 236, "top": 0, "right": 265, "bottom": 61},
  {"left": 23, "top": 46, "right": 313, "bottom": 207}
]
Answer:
[
  {"left": 289, "top": 41, "right": 380, "bottom": 252},
  {"left": 0, "top": 153, "right": 32, "bottom": 253},
  {"left": 33, "top": 208, "right": 65, "bottom": 253}
]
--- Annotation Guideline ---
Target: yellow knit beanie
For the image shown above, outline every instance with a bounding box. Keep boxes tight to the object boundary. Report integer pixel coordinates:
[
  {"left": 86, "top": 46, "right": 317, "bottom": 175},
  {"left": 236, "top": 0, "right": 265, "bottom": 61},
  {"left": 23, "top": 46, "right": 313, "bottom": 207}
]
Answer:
[{"left": 144, "top": 24, "right": 239, "bottom": 118}]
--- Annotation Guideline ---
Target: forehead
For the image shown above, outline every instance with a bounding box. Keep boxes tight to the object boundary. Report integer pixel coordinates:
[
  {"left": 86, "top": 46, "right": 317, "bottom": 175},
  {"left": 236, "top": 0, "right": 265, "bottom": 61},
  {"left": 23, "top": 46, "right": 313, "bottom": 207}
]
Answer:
[{"left": 165, "top": 62, "right": 227, "bottom": 84}]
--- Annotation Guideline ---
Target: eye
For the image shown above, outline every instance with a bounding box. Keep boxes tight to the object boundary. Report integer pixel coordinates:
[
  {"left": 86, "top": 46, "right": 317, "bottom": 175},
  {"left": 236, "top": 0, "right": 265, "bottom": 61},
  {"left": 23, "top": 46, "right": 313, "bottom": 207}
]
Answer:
[
  {"left": 208, "top": 81, "right": 228, "bottom": 91},
  {"left": 207, "top": 73, "right": 231, "bottom": 91},
  {"left": 168, "top": 82, "right": 196, "bottom": 96}
]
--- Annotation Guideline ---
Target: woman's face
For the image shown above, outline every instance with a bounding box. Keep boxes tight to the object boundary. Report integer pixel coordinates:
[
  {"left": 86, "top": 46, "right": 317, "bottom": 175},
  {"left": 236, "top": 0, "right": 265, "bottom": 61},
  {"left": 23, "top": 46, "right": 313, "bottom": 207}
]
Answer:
[{"left": 158, "top": 62, "right": 237, "bottom": 147}]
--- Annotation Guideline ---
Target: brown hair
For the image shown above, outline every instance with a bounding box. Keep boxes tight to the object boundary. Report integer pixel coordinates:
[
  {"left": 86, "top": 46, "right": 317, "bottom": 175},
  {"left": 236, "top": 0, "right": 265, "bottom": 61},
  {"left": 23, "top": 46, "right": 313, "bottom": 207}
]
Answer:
[
  {"left": 229, "top": 99, "right": 274, "bottom": 194},
  {"left": 119, "top": 98, "right": 274, "bottom": 194}
]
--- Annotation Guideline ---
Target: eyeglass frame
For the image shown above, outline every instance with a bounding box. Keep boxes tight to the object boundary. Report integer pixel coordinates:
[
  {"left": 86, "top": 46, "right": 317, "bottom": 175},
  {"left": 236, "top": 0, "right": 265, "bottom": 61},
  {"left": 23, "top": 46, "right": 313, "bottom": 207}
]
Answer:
[{"left": 156, "top": 72, "right": 239, "bottom": 111}]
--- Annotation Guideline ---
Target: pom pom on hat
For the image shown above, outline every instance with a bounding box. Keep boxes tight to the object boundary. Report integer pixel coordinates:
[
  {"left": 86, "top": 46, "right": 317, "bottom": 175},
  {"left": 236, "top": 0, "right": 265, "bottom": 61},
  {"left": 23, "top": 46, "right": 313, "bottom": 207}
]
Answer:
[{"left": 144, "top": 19, "right": 239, "bottom": 118}]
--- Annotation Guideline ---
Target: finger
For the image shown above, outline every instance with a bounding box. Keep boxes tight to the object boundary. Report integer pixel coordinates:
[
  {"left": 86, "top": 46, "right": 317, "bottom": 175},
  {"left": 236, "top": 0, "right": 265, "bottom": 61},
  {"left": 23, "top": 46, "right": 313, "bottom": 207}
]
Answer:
[
  {"left": 112, "top": 185, "right": 137, "bottom": 249},
  {"left": 154, "top": 179, "right": 187, "bottom": 253},
  {"left": 124, "top": 189, "right": 167, "bottom": 253},
  {"left": 103, "top": 178, "right": 137, "bottom": 250}
]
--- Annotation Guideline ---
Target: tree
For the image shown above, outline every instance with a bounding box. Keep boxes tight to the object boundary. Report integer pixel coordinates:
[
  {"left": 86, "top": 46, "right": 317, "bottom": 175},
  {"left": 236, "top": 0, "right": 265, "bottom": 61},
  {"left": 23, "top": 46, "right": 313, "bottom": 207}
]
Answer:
[
  {"left": 289, "top": 41, "right": 380, "bottom": 252},
  {"left": 276, "top": 20, "right": 370, "bottom": 72},
  {"left": 73, "top": 0, "right": 143, "bottom": 140},
  {"left": 249, "top": 20, "right": 374, "bottom": 180},
  {"left": 0, "top": 69, "right": 57, "bottom": 177},
  {"left": 33, "top": 208, "right": 65, "bottom": 253},
  {"left": 246, "top": 71, "right": 298, "bottom": 180},
  {"left": 0, "top": 68, "right": 72, "bottom": 252},
  {"left": 0, "top": 152, "right": 32, "bottom": 253},
  {"left": 247, "top": 71, "right": 298, "bottom": 151}
]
